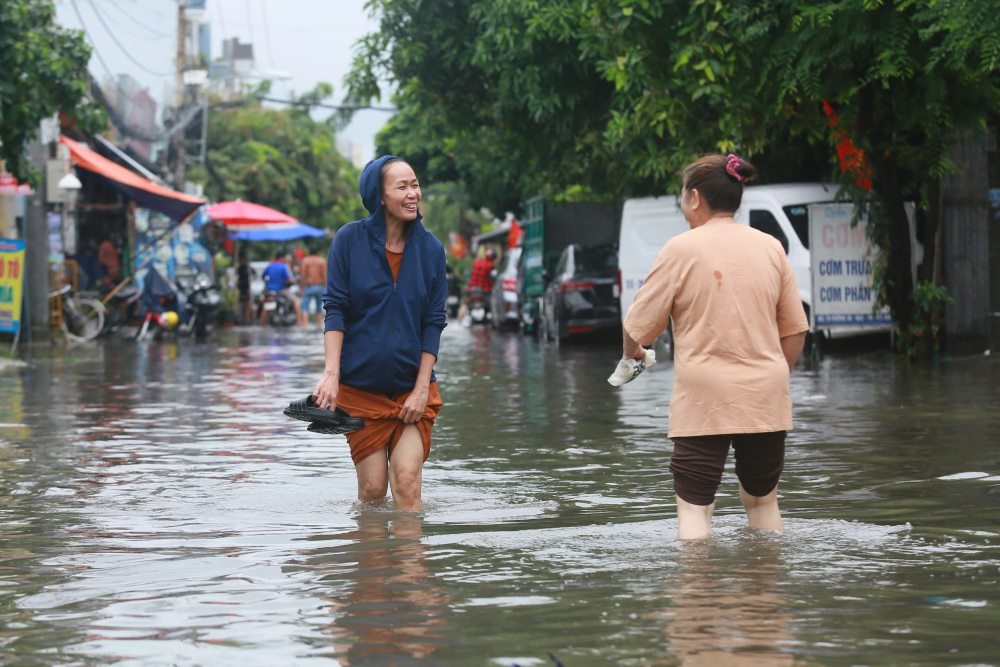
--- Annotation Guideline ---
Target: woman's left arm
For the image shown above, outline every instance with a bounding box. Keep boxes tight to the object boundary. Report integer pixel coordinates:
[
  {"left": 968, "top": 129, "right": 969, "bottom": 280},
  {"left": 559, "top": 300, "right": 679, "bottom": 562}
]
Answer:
[
  {"left": 419, "top": 245, "right": 448, "bottom": 360},
  {"left": 399, "top": 352, "right": 435, "bottom": 424},
  {"left": 400, "top": 245, "right": 448, "bottom": 424}
]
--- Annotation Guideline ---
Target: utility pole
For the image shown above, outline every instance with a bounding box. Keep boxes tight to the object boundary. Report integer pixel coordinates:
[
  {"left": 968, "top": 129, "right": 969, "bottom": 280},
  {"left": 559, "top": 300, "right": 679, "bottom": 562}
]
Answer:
[
  {"left": 173, "top": 0, "right": 187, "bottom": 189},
  {"left": 24, "top": 139, "right": 50, "bottom": 335}
]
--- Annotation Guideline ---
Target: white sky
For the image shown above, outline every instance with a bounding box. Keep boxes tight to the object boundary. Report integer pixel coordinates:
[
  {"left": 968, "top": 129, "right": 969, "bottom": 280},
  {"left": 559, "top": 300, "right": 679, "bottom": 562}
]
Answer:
[{"left": 54, "top": 0, "right": 391, "bottom": 163}]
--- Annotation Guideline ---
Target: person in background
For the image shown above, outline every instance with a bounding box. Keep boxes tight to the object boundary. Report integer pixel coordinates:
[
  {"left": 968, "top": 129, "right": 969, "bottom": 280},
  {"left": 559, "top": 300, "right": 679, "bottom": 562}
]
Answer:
[
  {"left": 292, "top": 245, "right": 306, "bottom": 281},
  {"left": 457, "top": 247, "right": 496, "bottom": 323},
  {"left": 467, "top": 247, "right": 496, "bottom": 294},
  {"left": 620, "top": 153, "right": 809, "bottom": 540},
  {"left": 261, "top": 251, "right": 306, "bottom": 327},
  {"left": 237, "top": 252, "right": 255, "bottom": 325},
  {"left": 299, "top": 242, "right": 328, "bottom": 327},
  {"left": 97, "top": 237, "right": 121, "bottom": 289},
  {"left": 312, "top": 155, "right": 447, "bottom": 511}
]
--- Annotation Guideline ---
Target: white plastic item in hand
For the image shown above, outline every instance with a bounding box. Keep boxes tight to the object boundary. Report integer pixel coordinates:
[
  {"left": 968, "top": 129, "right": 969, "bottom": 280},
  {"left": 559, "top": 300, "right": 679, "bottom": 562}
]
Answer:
[{"left": 607, "top": 348, "right": 657, "bottom": 386}]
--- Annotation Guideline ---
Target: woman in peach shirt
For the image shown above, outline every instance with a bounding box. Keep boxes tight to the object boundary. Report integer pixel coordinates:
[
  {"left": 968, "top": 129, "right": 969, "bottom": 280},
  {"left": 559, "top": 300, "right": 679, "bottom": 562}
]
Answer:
[{"left": 621, "top": 154, "right": 809, "bottom": 539}]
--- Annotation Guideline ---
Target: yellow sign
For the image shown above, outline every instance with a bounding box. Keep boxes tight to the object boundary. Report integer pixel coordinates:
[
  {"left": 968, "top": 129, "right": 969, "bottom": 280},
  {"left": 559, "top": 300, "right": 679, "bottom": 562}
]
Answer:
[{"left": 0, "top": 238, "right": 26, "bottom": 334}]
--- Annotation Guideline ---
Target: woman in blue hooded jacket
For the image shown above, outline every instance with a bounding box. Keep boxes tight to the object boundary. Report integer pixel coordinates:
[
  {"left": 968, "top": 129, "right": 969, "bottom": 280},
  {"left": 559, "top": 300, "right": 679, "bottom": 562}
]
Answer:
[{"left": 313, "top": 156, "right": 447, "bottom": 511}]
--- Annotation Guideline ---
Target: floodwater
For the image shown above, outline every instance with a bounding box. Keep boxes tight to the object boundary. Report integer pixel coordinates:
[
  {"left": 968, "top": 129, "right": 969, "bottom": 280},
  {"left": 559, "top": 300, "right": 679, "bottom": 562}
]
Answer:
[{"left": 1, "top": 325, "right": 998, "bottom": 666}]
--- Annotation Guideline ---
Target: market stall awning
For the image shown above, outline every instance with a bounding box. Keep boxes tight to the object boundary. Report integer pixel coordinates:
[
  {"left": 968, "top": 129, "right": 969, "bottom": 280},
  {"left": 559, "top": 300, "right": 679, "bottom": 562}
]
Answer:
[{"left": 60, "top": 136, "right": 205, "bottom": 221}]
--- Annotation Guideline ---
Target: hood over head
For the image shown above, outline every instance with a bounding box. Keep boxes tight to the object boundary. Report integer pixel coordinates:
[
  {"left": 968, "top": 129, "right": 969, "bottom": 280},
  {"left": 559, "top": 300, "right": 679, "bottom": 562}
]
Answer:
[{"left": 359, "top": 154, "right": 402, "bottom": 215}]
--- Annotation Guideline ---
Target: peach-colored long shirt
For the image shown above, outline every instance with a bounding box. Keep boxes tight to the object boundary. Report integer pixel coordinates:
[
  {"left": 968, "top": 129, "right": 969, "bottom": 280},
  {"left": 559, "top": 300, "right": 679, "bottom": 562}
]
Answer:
[{"left": 623, "top": 219, "right": 809, "bottom": 437}]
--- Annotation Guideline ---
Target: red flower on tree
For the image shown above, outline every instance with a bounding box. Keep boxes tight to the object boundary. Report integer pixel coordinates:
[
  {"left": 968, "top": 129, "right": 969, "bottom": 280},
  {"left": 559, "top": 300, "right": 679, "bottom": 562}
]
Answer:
[{"left": 822, "top": 99, "right": 872, "bottom": 191}]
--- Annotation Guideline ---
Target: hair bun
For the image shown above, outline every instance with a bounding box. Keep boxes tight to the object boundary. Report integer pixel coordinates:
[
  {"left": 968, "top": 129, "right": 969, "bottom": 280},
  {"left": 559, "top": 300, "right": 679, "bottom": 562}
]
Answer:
[{"left": 725, "top": 153, "right": 758, "bottom": 185}]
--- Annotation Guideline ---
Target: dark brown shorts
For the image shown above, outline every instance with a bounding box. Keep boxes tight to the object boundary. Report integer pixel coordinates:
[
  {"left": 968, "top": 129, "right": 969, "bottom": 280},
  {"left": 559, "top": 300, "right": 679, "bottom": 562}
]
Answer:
[{"left": 669, "top": 431, "right": 786, "bottom": 506}]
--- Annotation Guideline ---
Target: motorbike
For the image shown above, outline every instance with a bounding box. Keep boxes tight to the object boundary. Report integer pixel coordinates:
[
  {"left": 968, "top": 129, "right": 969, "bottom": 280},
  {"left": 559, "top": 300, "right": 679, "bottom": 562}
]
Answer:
[
  {"left": 466, "top": 287, "right": 492, "bottom": 325},
  {"left": 257, "top": 289, "right": 299, "bottom": 327},
  {"left": 446, "top": 271, "right": 461, "bottom": 319},
  {"left": 136, "top": 268, "right": 221, "bottom": 340},
  {"left": 175, "top": 272, "right": 222, "bottom": 338}
]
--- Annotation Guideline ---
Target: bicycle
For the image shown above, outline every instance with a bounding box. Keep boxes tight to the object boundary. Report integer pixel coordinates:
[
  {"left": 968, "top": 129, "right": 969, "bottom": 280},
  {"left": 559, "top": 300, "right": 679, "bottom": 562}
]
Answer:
[{"left": 48, "top": 284, "right": 105, "bottom": 343}]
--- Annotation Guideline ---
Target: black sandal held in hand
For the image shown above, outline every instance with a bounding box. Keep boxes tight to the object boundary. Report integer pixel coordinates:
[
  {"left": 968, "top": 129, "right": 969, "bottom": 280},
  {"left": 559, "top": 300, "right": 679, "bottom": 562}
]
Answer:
[{"left": 283, "top": 395, "right": 365, "bottom": 434}]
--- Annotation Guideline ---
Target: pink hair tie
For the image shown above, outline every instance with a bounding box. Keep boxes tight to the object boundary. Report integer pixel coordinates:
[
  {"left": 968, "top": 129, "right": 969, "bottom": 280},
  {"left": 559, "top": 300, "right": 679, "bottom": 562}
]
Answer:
[{"left": 725, "top": 153, "right": 744, "bottom": 183}]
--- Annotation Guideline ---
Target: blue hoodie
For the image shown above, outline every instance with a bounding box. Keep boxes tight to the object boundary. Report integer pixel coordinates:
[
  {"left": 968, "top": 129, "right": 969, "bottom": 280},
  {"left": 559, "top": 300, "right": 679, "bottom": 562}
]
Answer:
[{"left": 323, "top": 155, "right": 447, "bottom": 397}]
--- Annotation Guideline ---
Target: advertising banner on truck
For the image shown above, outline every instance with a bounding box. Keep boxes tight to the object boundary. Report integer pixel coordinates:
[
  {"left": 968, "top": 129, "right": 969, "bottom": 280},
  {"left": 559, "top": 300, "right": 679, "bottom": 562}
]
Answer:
[
  {"left": 0, "top": 238, "right": 26, "bottom": 334},
  {"left": 807, "top": 204, "right": 891, "bottom": 327}
]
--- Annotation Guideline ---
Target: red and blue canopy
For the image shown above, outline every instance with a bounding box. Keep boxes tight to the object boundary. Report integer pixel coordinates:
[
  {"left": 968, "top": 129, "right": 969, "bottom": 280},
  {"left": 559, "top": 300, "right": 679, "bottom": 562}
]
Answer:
[{"left": 203, "top": 200, "right": 325, "bottom": 241}]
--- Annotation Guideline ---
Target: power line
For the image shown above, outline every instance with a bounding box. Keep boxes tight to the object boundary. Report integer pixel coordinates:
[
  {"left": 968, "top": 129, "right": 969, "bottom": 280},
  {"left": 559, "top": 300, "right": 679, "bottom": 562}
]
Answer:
[
  {"left": 101, "top": 1, "right": 173, "bottom": 40},
  {"left": 258, "top": 97, "right": 396, "bottom": 113},
  {"left": 85, "top": 0, "right": 173, "bottom": 77},
  {"left": 212, "top": 0, "right": 228, "bottom": 45},
  {"left": 70, "top": 0, "right": 116, "bottom": 82},
  {"left": 259, "top": 0, "right": 274, "bottom": 67},
  {"left": 244, "top": 0, "right": 255, "bottom": 51}
]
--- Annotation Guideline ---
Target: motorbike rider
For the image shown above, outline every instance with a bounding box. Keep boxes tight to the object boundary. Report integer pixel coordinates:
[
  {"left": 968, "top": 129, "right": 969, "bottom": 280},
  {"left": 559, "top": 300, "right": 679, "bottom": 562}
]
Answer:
[
  {"left": 260, "top": 251, "right": 307, "bottom": 327},
  {"left": 458, "top": 247, "right": 496, "bottom": 323},
  {"left": 468, "top": 247, "right": 497, "bottom": 293}
]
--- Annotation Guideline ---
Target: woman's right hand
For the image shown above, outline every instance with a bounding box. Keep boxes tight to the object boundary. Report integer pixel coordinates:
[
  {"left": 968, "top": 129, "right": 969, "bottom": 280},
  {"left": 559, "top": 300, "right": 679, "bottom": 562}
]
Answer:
[{"left": 312, "top": 371, "right": 339, "bottom": 411}]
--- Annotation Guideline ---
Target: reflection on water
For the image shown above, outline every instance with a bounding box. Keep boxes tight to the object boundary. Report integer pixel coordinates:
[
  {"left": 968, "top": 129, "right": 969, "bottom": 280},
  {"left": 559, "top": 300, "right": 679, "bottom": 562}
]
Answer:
[
  {"left": 658, "top": 539, "right": 798, "bottom": 667},
  {"left": 297, "top": 512, "right": 449, "bottom": 664},
  {"left": 1, "top": 328, "right": 998, "bottom": 665}
]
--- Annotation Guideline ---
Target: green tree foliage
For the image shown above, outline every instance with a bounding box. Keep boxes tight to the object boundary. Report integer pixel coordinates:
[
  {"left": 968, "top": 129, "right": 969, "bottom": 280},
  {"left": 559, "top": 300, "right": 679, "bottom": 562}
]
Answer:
[
  {"left": 189, "top": 89, "right": 366, "bottom": 231},
  {"left": 347, "top": 0, "right": 621, "bottom": 214},
  {"left": 0, "top": 0, "right": 104, "bottom": 180},
  {"left": 349, "top": 0, "right": 1000, "bottom": 348},
  {"left": 725, "top": 0, "right": 1000, "bottom": 350}
]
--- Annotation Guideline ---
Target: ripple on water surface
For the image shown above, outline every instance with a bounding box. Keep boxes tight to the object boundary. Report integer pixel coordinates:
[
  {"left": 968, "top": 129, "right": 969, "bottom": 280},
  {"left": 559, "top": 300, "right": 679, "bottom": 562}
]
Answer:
[{"left": 1, "top": 329, "right": 998, "bottom": 665}]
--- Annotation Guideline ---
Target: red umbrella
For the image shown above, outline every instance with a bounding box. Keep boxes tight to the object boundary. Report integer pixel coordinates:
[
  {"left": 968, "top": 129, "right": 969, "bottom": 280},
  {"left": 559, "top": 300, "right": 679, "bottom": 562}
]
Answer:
[{"left": 205, "top": 200, "right": 296, "bottom": 232}]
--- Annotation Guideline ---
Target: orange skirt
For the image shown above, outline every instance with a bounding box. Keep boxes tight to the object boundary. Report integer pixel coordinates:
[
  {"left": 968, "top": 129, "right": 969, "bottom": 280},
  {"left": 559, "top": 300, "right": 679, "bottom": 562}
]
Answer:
[{"left": 336, "top": 382, "right": 443, "bottom": 465}]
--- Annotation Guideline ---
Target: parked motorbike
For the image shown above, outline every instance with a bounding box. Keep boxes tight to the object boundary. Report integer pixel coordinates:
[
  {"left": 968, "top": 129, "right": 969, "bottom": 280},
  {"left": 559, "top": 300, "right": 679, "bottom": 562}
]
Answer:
[
  {"left": 136, "top": 268, "right": 220, "bottom": 340},
  {"left": 257, "top": 290, "right": 299, "bottom": 327},
  {"left": 466, "top": 287, "right": 492, "bottom": 325},
  {"left": 446, "top": 271, "right": 461, "bottom": 319},
  {"left": 175, "top": 272, "right": 222, "bottom": 338}
]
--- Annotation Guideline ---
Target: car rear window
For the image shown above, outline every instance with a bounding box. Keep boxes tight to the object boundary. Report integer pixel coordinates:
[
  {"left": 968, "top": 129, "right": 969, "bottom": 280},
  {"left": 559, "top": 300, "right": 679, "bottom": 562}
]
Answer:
[{"left": 575, "top": 246, "right": 617, "bottom": 272}]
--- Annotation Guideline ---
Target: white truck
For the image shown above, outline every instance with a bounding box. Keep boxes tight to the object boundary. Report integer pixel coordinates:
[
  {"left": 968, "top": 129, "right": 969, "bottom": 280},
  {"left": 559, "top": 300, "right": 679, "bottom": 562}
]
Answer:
[{"left": 618, "top": 183, "right": 901, "bottom": 347}]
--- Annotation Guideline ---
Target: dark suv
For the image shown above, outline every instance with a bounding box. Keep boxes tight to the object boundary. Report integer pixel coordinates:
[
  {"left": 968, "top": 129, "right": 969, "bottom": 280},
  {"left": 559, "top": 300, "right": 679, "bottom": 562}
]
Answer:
[{"left": 540, "top": 244, "right": 621, "bottom": 342}]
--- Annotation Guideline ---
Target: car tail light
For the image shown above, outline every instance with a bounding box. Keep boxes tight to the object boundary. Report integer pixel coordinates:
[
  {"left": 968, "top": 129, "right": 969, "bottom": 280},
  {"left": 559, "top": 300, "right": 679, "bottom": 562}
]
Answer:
[
  {"left": 502, "top": 277, "right": 517, "bottom": 292},
  {"left": 558, "top": 280, "right": 595, "bottom": 294}
]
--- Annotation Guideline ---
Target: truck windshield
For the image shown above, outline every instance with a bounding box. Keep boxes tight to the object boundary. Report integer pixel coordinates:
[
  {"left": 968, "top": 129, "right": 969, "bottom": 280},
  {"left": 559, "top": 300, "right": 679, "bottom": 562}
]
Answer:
[{"left": 782, "top": 205, "right": 812, "bottom": 249}]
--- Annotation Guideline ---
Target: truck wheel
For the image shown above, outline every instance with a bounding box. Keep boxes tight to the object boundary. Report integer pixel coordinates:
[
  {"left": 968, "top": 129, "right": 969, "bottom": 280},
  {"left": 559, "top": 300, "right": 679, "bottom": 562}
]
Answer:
[{"left": 519, "top": 303, "right": 534, "bottom": 336}]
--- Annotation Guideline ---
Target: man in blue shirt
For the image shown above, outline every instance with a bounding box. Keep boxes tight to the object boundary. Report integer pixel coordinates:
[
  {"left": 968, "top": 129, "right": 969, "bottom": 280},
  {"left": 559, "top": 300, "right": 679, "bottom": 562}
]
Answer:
[{"left": 259, "top": 252, "right": 306, "bottom": 326}]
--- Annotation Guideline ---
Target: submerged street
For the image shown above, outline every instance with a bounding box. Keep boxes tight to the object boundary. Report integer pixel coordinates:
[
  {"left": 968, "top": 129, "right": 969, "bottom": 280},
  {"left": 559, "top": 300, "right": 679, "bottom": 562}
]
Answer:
[{"left": 1, "top": 327, "right": 998, "bottom": 665}]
